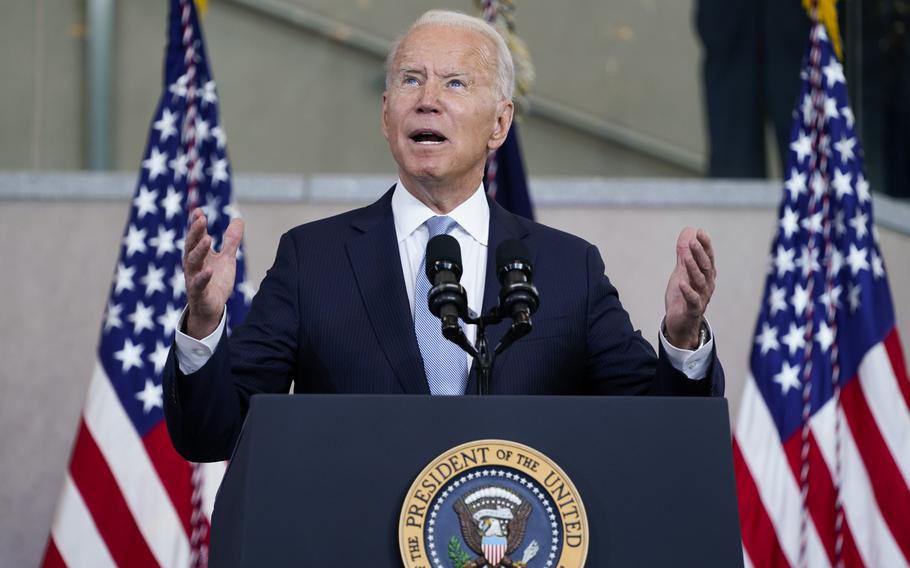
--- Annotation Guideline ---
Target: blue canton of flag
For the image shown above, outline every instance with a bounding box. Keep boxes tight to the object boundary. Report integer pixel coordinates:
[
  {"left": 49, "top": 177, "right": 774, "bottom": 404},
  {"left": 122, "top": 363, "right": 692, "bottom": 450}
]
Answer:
[
  {"left": 734, "top": 22, "right": 910, "bottom": 568},
  {"left": 45, "top": 1, "right": 253, "bottom": 566}
]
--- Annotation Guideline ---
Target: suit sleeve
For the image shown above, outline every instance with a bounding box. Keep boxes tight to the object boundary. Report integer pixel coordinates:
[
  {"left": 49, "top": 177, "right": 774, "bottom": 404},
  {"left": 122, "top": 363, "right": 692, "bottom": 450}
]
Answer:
[
  {"left": 164, "top": 231, "right": 301, "bottom": 462},
  {"left": 583, "top": 244, "right": 724, "bottom": 396}
]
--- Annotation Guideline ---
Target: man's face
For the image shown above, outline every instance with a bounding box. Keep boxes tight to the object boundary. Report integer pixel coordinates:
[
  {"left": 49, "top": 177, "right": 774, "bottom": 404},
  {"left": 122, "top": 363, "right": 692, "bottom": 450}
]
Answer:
[{"left": 382, "top": 25, "right": 513, "bottom": 192}]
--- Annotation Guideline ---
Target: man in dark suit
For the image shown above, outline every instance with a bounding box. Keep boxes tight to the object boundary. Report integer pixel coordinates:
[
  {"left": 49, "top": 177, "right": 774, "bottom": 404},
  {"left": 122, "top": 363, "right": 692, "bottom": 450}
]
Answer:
[{"left": 164, "top": 10, "right": 723, "bottom": 462}]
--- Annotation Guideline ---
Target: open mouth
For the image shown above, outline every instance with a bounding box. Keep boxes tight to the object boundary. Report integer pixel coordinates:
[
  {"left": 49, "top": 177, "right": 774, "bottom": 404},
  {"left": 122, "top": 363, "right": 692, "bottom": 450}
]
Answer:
[{"left": 409, "top": 129, "right": 448, "bottom": 145}]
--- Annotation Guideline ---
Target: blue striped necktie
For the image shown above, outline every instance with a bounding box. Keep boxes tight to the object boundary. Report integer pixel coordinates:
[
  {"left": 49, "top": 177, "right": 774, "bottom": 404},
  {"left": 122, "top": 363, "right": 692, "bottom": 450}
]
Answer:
[{"left": 414, "top": 216, "right": 469, "bottom": 395}]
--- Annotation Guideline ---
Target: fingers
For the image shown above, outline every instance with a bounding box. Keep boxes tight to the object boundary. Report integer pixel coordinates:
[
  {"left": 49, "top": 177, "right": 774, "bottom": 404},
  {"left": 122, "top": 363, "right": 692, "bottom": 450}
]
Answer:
[
  {"left": 222, "top": 218, "right": 245, "bottom": 258},
  {"left": 183, "top": 209, "right": 208, "bottom": 262},
  {"left": 677, "top": 279, "right": 704, "bottom": 314},
  {"left": 184, "top": 231, "right": 212, "bottom": 277},
  {"left": 187, "top": 266, "right": 214, "bottom": 302}
]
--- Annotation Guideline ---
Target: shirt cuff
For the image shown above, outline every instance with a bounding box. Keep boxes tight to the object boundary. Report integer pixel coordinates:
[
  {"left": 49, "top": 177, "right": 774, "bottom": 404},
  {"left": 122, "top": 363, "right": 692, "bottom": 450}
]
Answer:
[
  {"left": 657, "top": 317, "right": 714, "bottom": 380},
  {"left": 174, "top": 306, "right": 226, "bottom": 375}
]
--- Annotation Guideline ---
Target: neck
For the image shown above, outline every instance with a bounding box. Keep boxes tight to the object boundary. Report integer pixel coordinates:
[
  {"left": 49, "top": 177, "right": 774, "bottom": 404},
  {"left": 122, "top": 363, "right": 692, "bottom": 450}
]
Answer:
[{"left": 399, "top": 172, "right": 483, "bottom": 214}]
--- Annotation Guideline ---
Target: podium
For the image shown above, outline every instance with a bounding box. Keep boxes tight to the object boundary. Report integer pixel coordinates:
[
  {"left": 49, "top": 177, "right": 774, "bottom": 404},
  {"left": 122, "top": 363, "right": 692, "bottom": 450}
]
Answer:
[{"left": 210, "top": 395, "right": 743, "bottom": 567}]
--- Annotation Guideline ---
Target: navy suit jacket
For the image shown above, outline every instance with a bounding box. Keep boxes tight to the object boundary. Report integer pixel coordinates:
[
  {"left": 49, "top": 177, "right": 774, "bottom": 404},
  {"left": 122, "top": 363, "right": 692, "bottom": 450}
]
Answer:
[{"left": 164, "top": 188, "right": 724, "bottom": 461}]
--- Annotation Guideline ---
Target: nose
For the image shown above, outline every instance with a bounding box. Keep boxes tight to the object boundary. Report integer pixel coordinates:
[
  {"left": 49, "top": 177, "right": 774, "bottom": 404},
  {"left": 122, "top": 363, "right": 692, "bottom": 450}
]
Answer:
[{"left": 416, "top": 81, "right": 441, "bottom": 114}]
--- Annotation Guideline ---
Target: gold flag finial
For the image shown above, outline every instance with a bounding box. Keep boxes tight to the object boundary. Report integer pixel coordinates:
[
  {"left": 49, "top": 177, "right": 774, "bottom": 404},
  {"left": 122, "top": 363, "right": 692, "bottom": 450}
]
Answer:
[
  {"left": 194, "top": 0, "right": 208, "bottom": 17},
  {"left": 803, "top": 0, "right": 842, "bottom": 60}
]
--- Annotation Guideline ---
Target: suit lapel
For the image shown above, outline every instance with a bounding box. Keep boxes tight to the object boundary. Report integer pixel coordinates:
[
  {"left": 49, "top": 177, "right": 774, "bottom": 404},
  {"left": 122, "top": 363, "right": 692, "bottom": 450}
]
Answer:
[
  {"left": 345, "top": 188, "right": 430, "bottom": 394},
  {"left": 466, "top": 199, "right": 534, "bottom": 393}
]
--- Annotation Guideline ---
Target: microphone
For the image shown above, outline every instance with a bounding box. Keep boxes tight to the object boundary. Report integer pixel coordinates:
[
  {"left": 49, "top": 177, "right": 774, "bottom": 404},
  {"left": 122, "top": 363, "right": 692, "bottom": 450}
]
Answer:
[
  {"left": 496, "top": 240, "right": 539, "bottom": 348},
  {"left": 425, "top": 235, "right": 473, "bottom": 353}
]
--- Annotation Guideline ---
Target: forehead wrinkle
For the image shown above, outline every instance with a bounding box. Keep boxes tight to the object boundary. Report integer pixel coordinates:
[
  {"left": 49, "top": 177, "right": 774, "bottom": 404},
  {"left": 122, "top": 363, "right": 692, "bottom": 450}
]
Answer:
[{"left": 394, "top": 26, "right": 497, "bottom": 84}]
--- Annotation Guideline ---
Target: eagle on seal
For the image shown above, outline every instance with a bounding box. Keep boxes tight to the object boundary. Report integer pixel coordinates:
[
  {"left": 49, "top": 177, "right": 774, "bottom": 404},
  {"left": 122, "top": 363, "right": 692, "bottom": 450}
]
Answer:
[{"left": 453, "top": 486, "right": 533, "bottom": 568}]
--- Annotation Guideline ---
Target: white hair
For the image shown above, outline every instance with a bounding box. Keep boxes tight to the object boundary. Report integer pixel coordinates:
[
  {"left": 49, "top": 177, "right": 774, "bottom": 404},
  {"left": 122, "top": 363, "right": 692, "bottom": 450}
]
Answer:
[{"left": 385, "top": 10, "right": 515, "bottom": 101}]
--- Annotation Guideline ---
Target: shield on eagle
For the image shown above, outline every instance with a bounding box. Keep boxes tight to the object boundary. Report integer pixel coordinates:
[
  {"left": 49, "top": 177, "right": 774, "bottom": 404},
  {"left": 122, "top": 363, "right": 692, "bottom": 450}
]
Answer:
[{"left": 454, "top": 486, "right": 532, "bottom": 567}]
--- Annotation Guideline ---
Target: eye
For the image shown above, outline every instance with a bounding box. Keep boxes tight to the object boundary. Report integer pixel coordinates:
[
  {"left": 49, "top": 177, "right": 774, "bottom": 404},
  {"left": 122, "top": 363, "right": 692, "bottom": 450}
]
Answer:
[
  {"left": 402, "top": 75, "right": 420, "bottom": 86},
  {"left": 447, "top": 78, "right": 466, "bottom": 88}
]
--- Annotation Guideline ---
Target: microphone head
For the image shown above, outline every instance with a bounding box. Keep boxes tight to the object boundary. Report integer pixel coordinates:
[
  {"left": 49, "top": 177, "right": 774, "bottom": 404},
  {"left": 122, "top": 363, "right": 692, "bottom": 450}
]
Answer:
[
  {"left": 496, "top": 239, "right": 532, "bottom": 283},
  {"left": 426, "top": 234, "right": 463, "bottom": 280}
]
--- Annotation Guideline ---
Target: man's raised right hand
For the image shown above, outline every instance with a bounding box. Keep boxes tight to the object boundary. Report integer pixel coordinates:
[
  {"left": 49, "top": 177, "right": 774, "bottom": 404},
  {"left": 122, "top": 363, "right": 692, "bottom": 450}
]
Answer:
[{"left": 183, "top": 207, "right": 245, "bottom": 339}]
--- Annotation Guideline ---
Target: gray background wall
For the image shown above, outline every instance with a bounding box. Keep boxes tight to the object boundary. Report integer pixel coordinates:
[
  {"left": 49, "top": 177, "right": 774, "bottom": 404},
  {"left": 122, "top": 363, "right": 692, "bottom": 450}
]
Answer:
[{"left": 3, "top": 0, "right": 706, "bottom": 176}]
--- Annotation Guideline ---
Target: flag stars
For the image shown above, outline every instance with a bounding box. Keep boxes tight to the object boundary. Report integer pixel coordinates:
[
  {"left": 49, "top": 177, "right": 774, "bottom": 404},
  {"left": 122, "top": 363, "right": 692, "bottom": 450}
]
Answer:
[
  {"left": 831, "top": 169, "right": 852, "bottom": 199},
  {"left": 142, "top": 147, "right": 169, "bottom": 181},
  {"left": 211, "top": 126, "right": 227, "bottom": 149},
  {"left": 846, "top": 244, "right": 869, "bottom": 275},
  {"left": 169, "top": 267, "right": 186, "bottom": 300},
  {"left": 797, "top": 246, "right": 820, "bottom": 278},
  {"left": 113, "top": 338, "right": 144, "bottom": 373},
  {"left": 153, "top": 108, "right": 179, "bottom": 142},
  {"left": 134, "top": 379, "right": 163, "bottom": 414},
  {"left": 104, "top": 301, "right": 123, "bottom": 331},
  {"left": 133, "top": 186, "right": 159, "bottom": 219},
  {"left": 223, "top": 202, "right": 242, "bottom": 220},
  {"left": 841, "top": 106, "right": 855, "bottom": 129},
  {"left": 202, "top": 80, "right": 218, "bottom": 105},
  {"left": 785, "top": 169, "right": 807, "bottom": 201},
  {"left": 856, "top": 174, "right": 870, "bottom": 203},
  {"left": 829, "top": 247, "right": 845, "bottom": 276},
  {"left": 238, "top": 280, "right": 257, "bottom": 304},
  {"left": 755, "top": 323, "right": 780, "bottom": 355},
  {"left": 195, "top": 118, "right": 211, "bottom": 142},
  {"left": 768, "top": 284, "right": 788, "bottom": 316},
  {"left": 114, "top": 263, "right": 136, "bottom": 294},
  {"left": 773, "top": 361, "right": 802, "bottom": 395},
  {"left": 161, "top": 186, "right": 183, "bottom": 220},
  {"left": 127, "top": 301, "right": 155, "bottom": 335},
  {"left": 123, "top": 225, "right": 148, "bottom": 257},
  {"left": 800, "top": 211, "right": 823, "bottom": 234},
  {"left": 169, "top": 152, "right": 188, "bottom": 181},
  {"left": 150, "top": 226, "right": 177, "bottom": 258},
  {"left": 848, "top": 283, "right": 862, "bottom": 312},
  {"left": 823, "top": 96, "right": 840, "bottom": 121},
  {"left": 209, "top": 158, "right": 229, "bottom": 186},
  {"left": 823, "top": 56, "right": 846, "bottom": 88},
  {"left": 781, "top": 323, "right": 807, "bottom": 356},
  {"left": 790, "top": 131, "right": 813, "bottom": 164},
  {"left": 849, "top": 210, "right": 869, "bottom": 239},
  {"left": 834, "top": 135, "right": 857, "bottom": 163},
  {"left": 871, "top": 250, "right": 885, "bottom": 279},
  {"left": 819, "top": 285, "right": 842, "bottom": 314},
  {"left": 815, "top": 321, "right": 836, "bottom": 352},
  {"left": 189, "top": 158, "right": 205, "bottom": 183},
  {"left": 157, "top": 303, "right": 182, "bottom": 337},
  {"left": 780, "top": 207, "right": 800, "bottom": 239},
  {"left": 775, "top": 245, "right": 796, "bottom": 276},
  {"left": 141, "top": 265, "right": 166, "bottom": 297},
  {"left": 800, "top": 95, "right": 814, "bottom": 126},
  {"left": 149, "top": 341, "right": 170, "bottom": 375},
  {"left": 202, "top": 196, "right": 222, "bottom": 226},
  {"left": 169, "top": 73, "right": 189, "bottom": 98},
  {"left": 792, "top": 283, "right": 810, "bottom": 317}
]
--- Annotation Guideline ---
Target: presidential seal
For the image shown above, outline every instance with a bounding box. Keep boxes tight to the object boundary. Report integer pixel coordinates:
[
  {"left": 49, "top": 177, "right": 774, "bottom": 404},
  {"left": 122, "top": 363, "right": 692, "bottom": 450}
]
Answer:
[{"left": 399, "top": 440, "right": 588, "bottom": 568}]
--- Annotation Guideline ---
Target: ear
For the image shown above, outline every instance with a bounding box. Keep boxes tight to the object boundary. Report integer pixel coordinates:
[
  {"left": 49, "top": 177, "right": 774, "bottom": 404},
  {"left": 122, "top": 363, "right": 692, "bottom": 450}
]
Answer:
[
  {"left": 380, "top": 92, "right": 390, "bottom": 140},
  {"left": 487, "top": 99, "right": 514, "bottom": 152}
]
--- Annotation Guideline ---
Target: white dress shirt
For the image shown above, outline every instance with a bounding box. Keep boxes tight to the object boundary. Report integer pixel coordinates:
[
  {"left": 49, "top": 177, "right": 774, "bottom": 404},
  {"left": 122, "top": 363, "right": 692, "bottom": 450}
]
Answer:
[{"left": 175, "top": 181, "right": 713, "bottom": 380}]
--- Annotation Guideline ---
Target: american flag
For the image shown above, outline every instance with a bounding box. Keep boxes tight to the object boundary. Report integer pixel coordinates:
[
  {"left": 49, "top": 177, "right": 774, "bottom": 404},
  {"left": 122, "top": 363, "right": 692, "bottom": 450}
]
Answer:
[
  {"left": 43, "top": 0, "right": 252, "bottom": 566},
  {"left": 733, "top": 21, "right": 910, "bottom": 568}
]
